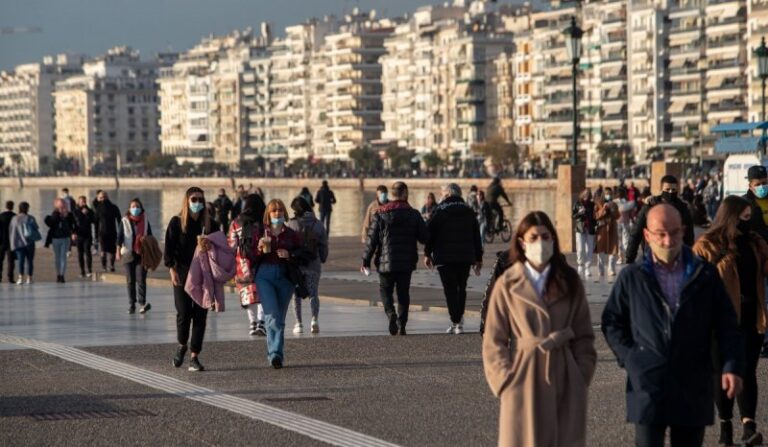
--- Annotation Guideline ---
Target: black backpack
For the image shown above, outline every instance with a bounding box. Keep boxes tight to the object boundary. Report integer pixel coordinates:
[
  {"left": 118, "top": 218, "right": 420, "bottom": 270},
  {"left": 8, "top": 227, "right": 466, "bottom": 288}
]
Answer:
[{"left": 293, "top": 219, "right": 319, "bottom": 266}]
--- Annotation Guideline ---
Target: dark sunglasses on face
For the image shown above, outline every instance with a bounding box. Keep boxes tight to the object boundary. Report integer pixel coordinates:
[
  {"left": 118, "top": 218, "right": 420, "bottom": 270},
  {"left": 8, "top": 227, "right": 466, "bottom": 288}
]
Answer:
[{"left": 189, "top": 197, "right": 204, "bottom": 203}]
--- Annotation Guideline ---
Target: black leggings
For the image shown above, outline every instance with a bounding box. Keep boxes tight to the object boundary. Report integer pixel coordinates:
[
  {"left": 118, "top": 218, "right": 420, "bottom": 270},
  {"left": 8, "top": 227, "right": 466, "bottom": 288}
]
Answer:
[
  {"left": 173, "top": 285, "right": 208, "bottom": 354},
  {"left": 715, "top": 302, "right": 763, "bottom": 420},
  {"left": 76, "top": 237, "right": 92, "bottom": 275}
]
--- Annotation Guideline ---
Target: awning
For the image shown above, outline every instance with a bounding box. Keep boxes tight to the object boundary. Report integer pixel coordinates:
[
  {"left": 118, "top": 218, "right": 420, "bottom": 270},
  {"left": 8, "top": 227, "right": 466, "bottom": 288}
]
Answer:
[
  {"left": 720, "top": 7, "right": 740, "bottom": 19},
  {"left": 603, "top": 102, "right": 624, "bottom": 115},
  {"left": 602, "top": 65, "right": 622, "bottom": 78},
  {"left": 668, "top": 57, "right": 696, "bottom": 68},
  {"left": 455, "top": 83, "right": 469, "bottom": 97},
  {"left": 706, "top": 76, "right": 724, "bottom": 89},
  {"left": 668, "top": 101, "right": 685, "bottom": 114}
]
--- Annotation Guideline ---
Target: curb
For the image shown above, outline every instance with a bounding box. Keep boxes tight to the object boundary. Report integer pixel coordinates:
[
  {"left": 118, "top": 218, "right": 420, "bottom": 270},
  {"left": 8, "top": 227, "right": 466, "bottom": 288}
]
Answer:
[{"left": 99, "top": 273, "right": 482, "bottom": 318}]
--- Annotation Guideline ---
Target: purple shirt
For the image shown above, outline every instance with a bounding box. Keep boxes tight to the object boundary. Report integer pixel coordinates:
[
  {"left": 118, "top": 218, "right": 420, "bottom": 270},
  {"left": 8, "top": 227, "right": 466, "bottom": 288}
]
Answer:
[{"left": 652, "top": 253, "right": 685, "bottom": 313}]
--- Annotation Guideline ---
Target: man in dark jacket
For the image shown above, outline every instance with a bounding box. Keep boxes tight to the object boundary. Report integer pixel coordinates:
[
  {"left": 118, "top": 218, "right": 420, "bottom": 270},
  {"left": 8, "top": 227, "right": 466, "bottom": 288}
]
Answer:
[
  {"left": 213, "top": 188, "right": 233, "bottom": 234},
  {"left": 0, "top": 201, "right": 16, "bottom": 282},
  {"left": 486, "top": 176, "right": 511, "bottom": 231},
  {"left": 743, "top": 165, "right": 768, "bottom": 242},
  {"left": 73, "top": 196, "right": 95, "bottom": 278},
  {"left": 94, "top": 190, "right": 121, "bottom": 272},
  {"left": 424, "top": 183, "right": 483, "bottom": 335},
  {"left": 602, "top": 204, "right": 744, "bottom": 447},
  {"left": 625, "top": 175, "right": 694, "bottom": 263},
  {"left": 315, "top": 180, "right": 337, "bottom": 235},
  {"left": 362, "top": 181, "right": 428, "bottom": 336}
]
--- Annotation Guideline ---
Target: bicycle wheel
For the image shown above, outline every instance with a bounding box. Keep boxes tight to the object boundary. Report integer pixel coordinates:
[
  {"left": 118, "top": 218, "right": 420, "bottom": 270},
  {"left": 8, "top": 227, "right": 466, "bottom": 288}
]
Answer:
[
  {"left": 483, "top": 228, "right": 495, "bottom": 244},
  {"left": 500, "top": 220, "right": 512, "bottom": 243}
]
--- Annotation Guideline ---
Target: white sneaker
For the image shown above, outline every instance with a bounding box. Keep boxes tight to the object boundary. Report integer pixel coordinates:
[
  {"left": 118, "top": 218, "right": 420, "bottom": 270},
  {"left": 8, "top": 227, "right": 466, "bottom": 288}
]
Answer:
[
  {"left": 15, "top": 275, "right": 23, "bottom": 285},
  {"left": 609, "top": 269, "right": 617, "bottom": 277},
  {"left": 25, "top": 276, "right": 32, "bottom": 284},
  {"left": 293, "top": 322, "right": 304, "bottom": 334},
  {"left": 584, "top": 269, "right": 592, "bottom": 278},
  {"left": 310, "top": 317, "right": 319, "bottom": 334},
  {"left": 455, "top": 324, "right": 465, "bottom": 335},
  {"left": 446, "top": 324, "right": 456, "bottom": 334}
]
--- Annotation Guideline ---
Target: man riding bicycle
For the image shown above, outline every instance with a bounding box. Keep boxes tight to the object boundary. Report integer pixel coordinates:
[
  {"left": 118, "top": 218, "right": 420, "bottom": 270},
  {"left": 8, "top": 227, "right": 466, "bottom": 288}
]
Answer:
[{"left": 486, "top": 176, "right": 511, "bottom": 232}]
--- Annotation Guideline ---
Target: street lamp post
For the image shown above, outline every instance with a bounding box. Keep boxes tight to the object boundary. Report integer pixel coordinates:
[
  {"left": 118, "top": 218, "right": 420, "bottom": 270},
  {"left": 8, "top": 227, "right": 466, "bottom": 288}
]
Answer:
[
  {"left": 563, "top": 16, "right": 583, "bottom": 166},
  {"left": 755, "top": 37, "right": 768, "bottom": 156}
]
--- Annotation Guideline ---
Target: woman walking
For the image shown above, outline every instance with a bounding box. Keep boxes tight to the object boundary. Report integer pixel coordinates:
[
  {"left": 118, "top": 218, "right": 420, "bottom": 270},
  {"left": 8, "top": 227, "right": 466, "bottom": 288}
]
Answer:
[
  {"left": 45, "top": 198, "right": 76, "bottom": 283},
  {"left": 286, "top": 196, "right": 328, "bottom": 334},
  {"left": 594, "top": 188, "right": 620, "bottom": 277},
  {"left": 73, "top": 196, "right": 95, "bottom": 278},
  {"left": 693, "top": 195, "right": 768, "bottom": 446},
  {"left": 483, "top": 211, "right": 596, "bottom": 446},
  {"left": 253, "top": 199, "right": 302, "bottom": 369},
  {"left": 421, "top": 192, "right": 437, "bottom": 221},
  {"left": 117, "top": 198, "right": 152, "bottom": 315},
  {"left": 572, "top": 188, "right": 596, "bottom": 277},
  {"left": 9, "top": 202, "right": 40, "bottom": 284},
  {"left": 164, "top": 187, "right": 220, "bottom": 372},
  {"left": 228, "top": 193, "right": 267, "bottom": 336}
]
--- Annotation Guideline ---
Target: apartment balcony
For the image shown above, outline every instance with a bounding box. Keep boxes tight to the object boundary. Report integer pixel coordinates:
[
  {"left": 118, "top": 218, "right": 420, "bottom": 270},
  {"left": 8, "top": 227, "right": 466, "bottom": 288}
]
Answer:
[
  {"left": 707, "top": 81, "right": 747, "bottom": 92},
  {"left": 706, "top": 59, "right": 743, "bottom": 72},
  {"left": 753, "top": 0, "right": 768, "bottom": 12},
  {"left": 707, "top": 100, "right": 746, "bottom": 112},
  {"left": 602, "top": 113, "right": 627, "bottom": 123},
  {"left": 669, "top": 44, "right": 703, "bottom": 56},
  {"left": 707, "top": 36, "right": 743, "bottom": 49},
  {"left": 669, "top": 67, "right": 702, "bottom": 77}
]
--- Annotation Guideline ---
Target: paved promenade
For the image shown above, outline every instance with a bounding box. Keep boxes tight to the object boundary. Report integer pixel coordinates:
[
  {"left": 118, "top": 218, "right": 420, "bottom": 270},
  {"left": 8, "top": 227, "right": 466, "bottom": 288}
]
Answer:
[{"left": 1, "top": 235, "right": 764, "bottom": 446}]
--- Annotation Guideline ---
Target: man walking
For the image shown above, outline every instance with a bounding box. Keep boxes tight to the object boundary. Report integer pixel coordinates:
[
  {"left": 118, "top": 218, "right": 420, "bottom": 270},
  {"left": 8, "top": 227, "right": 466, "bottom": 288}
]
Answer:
[
  {"left": 213, "top": 188, "right": 233, "bottom": 234},
  {"left": 424, "top": 184, "right": 482, "bottom": 334},
  {"left": 94, "top": 191, "right": 121, "bottom": 272},
  {"left": 315, "top": 180, "right": 336, "bottom": 235},
  {"left": 602, "top": 204, "right": 744, "bottom": 447},
  {"left": 742, "top": 165, "right": 768, "bottom": 359},
  {"left": 0, "top": 201, "right": 16, "bottom": 282},
  {"left": 362, "top": 181, "right": 428, "bottom": 335},
  {"left": 361, "top": 185, "right": 388, "bottom": 243},
  {"left": 625, "top": 175, "right": 694, "bottom": 263}
]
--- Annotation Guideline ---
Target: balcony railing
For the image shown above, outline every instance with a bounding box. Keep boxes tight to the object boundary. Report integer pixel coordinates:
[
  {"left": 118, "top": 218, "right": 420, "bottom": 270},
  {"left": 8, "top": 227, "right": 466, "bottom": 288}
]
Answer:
[
  {"left": 708, "top": 102, "right": 746, "bottom": 112},
  {"left": 707, "top": 82, "right": 747, "bottom": 91},
  {"left": 669, "top": 44, "right": 703, "bottom": 55},
  {"left": 669, "top": 67, "right": 701, "bottom": 76},
  {"left": 707, "top": 37, "right": 742, "bottom": 49},
  {"left": 706, "top": 16, "right": 747, "bottom": 28}
]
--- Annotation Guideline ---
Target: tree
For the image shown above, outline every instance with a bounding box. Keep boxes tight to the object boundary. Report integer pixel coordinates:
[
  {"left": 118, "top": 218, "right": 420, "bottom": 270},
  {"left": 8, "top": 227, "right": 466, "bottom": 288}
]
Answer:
[
  {"left": 471, "top": 135, "right": 520, "bottom": 168},
  {"left": 386, "top": 146, "right": 415, "bottom": 171},
  {"left": 143, "top": 153, "right": 177, "bottom": 171},
  {"left": 422, "top": 150, "right": 442, "bottom": 173},
  {"left": 348, "top": 146, "right": 381, "bottom": 171},
  {"left": 646, "top": 146, "right": 664, "bottom": 162}
]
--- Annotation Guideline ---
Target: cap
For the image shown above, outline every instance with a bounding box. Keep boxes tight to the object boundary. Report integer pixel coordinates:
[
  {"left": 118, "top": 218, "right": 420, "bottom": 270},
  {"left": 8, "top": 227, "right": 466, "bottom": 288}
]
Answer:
[{"left": 747, "top": 165, "right": 768, "bottom": 181}]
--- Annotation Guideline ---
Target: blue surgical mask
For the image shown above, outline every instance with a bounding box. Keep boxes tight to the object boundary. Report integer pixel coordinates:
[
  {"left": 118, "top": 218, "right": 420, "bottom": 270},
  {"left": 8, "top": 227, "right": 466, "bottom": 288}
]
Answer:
[
  {"left": 129, "top": 207, "right": 142, "bottom": 217},
  {"left": 270, "top": 217, "right": 285, "bottom": 226},
  {"left": 378, "top": 192, "right": 388, "bottom": 203},
  {"left": 756, "top": 185, "right": 768, "bottom": 199},
  {"left": 189, "top": 202, "right": 205, "bottom": 213}
]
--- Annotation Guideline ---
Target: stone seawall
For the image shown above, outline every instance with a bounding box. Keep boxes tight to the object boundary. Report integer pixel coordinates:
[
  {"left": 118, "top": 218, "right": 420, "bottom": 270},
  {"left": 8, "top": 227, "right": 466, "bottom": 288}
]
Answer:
[{"left": 0, "top": 176, "right": 648, "bottom": 191}]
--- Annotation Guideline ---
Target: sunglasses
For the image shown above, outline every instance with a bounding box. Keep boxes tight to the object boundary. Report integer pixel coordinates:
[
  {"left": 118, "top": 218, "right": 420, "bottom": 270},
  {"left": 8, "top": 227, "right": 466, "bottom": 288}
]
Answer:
[{"left": 189, "top": 197, "right": 204, "bottom": 203}]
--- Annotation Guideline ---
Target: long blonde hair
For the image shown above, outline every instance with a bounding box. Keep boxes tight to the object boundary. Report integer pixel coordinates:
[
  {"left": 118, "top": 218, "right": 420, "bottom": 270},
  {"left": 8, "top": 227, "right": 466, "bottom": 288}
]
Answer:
[
  {"left": 179, "top": 186, "right": 211, "bottom": 234},
  {"left": 263, "top": 199, "right": 287, "bottom": 226}
]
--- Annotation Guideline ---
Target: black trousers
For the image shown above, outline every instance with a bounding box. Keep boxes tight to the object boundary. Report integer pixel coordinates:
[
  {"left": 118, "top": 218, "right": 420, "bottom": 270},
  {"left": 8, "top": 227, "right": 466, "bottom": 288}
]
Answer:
[
  {"left": 438, "top": 263, "right": 471, "bottom": 324},
  {"left": 490, "top": 202, "right": 504, "bottom": 230},
  {"left": 319, "top": 210, "right": 331, "bottom": 235},
  {"left": 101, "top": 251, "right": 115, "bottom": 270},
  {"left": 76, "top": 237, "right": 92, "bottom": 275},
  {"left": 173, "top": 285, "right": 208, "bottom": 354},
  {"left": 125, "top": 254, "right": 148, "bottom": 307},
  {"left": 635, "top": 424, "right": 705, "bottom": 447},
  {"left": 715, "top": 302, "right": 764, "bottom": 420},
  {"left": 0, "top": 246, "right": 14, "bottom": 282},
  {"left": 379, "top": 271, "right": 412, "bottom": 326}
]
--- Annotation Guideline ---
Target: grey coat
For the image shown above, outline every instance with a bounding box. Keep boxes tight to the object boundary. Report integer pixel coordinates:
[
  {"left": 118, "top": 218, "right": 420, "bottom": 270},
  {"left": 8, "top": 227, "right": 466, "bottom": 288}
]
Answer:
[
  {"left": 9, "top": 214, "right": 35, "bottom": 251},
  {"left": 286, "top": 211, "right": 328, "bottom": 273}
]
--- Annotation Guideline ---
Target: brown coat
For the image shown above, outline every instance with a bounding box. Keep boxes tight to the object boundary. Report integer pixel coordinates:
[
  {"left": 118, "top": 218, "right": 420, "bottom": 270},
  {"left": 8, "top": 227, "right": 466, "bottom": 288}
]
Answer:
[
  {"left": 482, "top": 262, "right": 597, "bottom": 447},
  {"left": 692, "top": 232, "right": 768, "bottom": 333},
  {"left": 361, "top": 200, "right": 381, "bottom": 242},
  {"left": 594, "top": 200, "right": 619, "bottom": 255}
]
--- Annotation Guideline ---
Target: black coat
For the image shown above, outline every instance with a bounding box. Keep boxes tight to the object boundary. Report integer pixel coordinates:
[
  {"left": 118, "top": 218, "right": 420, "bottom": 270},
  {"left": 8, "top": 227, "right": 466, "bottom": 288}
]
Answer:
[
  {"left": 625, "top": 195, "right": 695, "bottom": 263},
  {"left": 0, "top": 210, "right": 15, "bottom": 249},
  {"left": 213, "top": 195, "right": 233, "bottom": 231},
  {"left": 315, "top": 187, "right": 336, "bottom": 213},
  {"left": 424, "top": 196, "right": 482, "bottom": 265},
  {"left": 362, "top": 200, "right": 428, "bottom": 273},
  {"left": 479, "top": 250, "right": 513, "bottom": 335},
  {"left": 572, "top": 200, "right": 596, "bottom": 234},
  {"left": 44, "top": 211, "right": 76, "bottom": 240},
  {"left": 73, "top": 206, "right": 95, "bottom": 239},
  {"left": 743, "top": 190, "right": 768, "bottom": 243},
  {"left": 601, "top": 247, "right": 744, "bottom": 427},
  {"left": 486, "top": 179, "right": 510, "bottom": 205},
  {"left": 94, "top": 200, "right": 121, "bottom": 249}
]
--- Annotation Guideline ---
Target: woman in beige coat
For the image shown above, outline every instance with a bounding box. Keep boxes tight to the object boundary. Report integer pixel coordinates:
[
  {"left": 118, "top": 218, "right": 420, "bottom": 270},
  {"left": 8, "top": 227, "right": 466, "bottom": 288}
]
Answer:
[
  {"left": 594, "top": 187, "right": 620, "bottom": 276},
  {"left": 483, "top": 211, "right": 597, "bottom": 447}
]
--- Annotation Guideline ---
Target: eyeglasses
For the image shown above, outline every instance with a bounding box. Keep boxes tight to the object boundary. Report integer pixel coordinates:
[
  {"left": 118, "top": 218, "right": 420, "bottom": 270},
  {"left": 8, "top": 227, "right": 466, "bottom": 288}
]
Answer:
[{"left": 189, "top": 197, "right": 204, "bottom": 203}]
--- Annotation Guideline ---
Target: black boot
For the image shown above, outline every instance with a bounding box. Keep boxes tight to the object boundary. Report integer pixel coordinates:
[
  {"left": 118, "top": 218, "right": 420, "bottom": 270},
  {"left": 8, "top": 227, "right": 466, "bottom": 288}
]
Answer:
[
  {"left": 388, "top": 315, "right": 398, "bottom": 336},
  {"left": 719, "top": 420, "right": 733, "bottom": 446},
  {"left": 742, "top": 420, "right": 764, "bottom": 446},
  {"left": 397, "top": 321, "right": 407, "bottom": 336}
]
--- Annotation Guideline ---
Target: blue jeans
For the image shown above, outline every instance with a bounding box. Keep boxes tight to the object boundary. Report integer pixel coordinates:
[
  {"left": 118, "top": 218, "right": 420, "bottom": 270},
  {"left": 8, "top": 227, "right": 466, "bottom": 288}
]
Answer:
[
  {"left": 14, "top": 245, "right": 35, "bottom": 276},
  {"left": 256, "top": 263, "right": 295, "bottom": 363},
  {"left": 52, "top": 238, "right": 70, "bottom": 276}
]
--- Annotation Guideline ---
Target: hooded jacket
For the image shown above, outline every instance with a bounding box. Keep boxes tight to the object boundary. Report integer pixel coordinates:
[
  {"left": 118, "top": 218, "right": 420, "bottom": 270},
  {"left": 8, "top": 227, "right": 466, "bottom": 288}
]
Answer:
[
  {"left": 286, "top": 211, "right": 328, "bottom": 273},
  {"left": 185, "top": 231, "right": 236, "bottom": 312},
  {"left": 362, "top": 200, "right": 428, "bottom": 273},
  {"left": 424, "top": 196, "right": 482, "bottom": 265}
]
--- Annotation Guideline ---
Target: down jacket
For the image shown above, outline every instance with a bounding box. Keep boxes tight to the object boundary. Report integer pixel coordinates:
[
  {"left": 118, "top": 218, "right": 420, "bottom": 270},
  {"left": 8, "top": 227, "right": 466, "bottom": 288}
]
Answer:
[
  {"left": 362, "top": 200, "right": 428, "bottom": 273},
  {"left": 184, "top": 231, "right": 236, "bottom": 312},
  {"left": 424, "top": 196, "right": 482, "bottom": 265}
]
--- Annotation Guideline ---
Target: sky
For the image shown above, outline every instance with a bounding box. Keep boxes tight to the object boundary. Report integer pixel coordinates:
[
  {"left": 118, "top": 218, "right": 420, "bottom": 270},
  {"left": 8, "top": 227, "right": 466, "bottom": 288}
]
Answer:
[{"left": 0, "top": 0, "right": 538, "bottom": 71}]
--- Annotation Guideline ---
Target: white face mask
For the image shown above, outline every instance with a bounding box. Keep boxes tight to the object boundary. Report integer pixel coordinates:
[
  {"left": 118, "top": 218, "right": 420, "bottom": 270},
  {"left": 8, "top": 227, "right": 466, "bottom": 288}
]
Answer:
[{"left": 524, "top": 240, "right": 554, "bottom": 266}]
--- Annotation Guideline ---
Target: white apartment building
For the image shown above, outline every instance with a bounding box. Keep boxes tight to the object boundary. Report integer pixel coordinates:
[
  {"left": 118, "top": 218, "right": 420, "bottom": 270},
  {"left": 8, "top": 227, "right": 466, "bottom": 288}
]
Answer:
[
  {"left": 748, "top": 0, "right": 768, "bottom": 122},
  {"left": 312, "top": 10, "right": 397, "bottom": 160},
  {"left": 55, "top": 47, "right": 170, "bottom": 173},
  {"left": 0, "top": 54, "right": 84, "bottom": 173}
]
